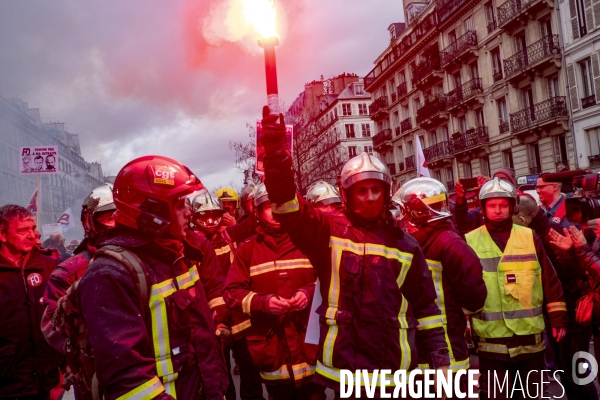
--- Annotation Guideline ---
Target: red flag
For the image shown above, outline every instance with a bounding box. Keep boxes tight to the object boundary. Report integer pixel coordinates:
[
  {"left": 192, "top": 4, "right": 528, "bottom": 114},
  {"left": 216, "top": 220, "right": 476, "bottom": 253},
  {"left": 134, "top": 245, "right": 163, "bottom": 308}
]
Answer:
[{"left": 26, "top": 189, "right": 37, "bottom": 213}]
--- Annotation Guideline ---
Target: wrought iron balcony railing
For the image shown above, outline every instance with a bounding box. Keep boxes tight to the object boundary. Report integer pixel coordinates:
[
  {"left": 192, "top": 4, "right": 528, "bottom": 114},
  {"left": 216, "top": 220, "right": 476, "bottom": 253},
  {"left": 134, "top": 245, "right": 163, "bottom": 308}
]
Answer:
[
  {"left": 405, "top": 155, "right": 416, "bottom": 170},
  {"left": 437, "top": 0, "right": 470, "bottom": 23},
  {"left": 372, "top": 128, "right": 393, "bottom": 148},
  {"left": 424, "top": 141, "right": 453, "bottom": 161},
  {"left": 416, "top": 97, "right": 447, "bottom": 125},
  {"left": 582, "top": 94, "right": 596, "bottom": 109},
  {"left": 493, "top": 69, "right": 503, "bottom": 82},
  {"left": 589, "top": 154, "right": 600, "bottom": 168},
  {"left": 510, "top": 96, "right": 568, "bottom": 133},
  {"left": 397, "top": 82, "right": 408, "bottom": 98},
  {"left": 400, "top": 117, "right": 412, "bottom": 133},
  {"left": 503, "top": 35, "right": 560, "bottom": 80},
  {"left": 497, "top": 0, "right": 541, "bottom": 28},
  {"left": 451, "top": 126, "right": 489, "bottom": 154},
  {"left": 368, "top": 96, "right": 389, "bottom": 117},
  {"left": 413, "top": 55, "right": 441, "bottom": 84},
  {"left": 440, "top": 30, "right": 477, "bottom": 67},
  {"left": 398, "top": 161, "right": 405, "bottom": 172},
  {"left": 444, "top": 78, "right": 483, "bottom": 110},
  {"left": 499, "top": 121, "right": 510, "bottom": 134}
]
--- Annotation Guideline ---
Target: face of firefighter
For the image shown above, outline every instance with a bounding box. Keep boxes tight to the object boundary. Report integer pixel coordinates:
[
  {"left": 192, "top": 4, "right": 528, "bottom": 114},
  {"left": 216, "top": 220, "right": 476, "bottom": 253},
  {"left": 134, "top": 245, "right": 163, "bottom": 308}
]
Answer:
[
  {"left": 0, "top": 217, "right": 37, "bottom": 255},
  {"left": 222, "top": 201, "right": 236, "bottom": 216},
  {"left": 348, "top": 179, "right": 385, "bottom": 220},
  {"left": 258, "top": 201, "right": 281, "bottom": 230},
  {"left": 485, "top": 198, "right": 511, "bottom": 222},
  {"left": 170, "top": 198, "right": 192, "bottom": 239}
]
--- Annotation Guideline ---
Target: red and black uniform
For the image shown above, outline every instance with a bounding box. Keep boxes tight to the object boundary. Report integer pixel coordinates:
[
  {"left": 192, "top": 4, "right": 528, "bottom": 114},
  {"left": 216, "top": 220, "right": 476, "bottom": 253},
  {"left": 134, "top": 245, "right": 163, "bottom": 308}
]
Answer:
[
  {"left": 78, "top": 227, "right": 228, "bottom": 400},
  {"left": 263, "top": 156, "right": 449, "bottom": 393},
  {"left": 224, "top": 227, "right": 322, "bottom": 397},
  {"left": 188, "top": 230, "right": 263, "bottom": 400},
  {"left": 410, "top": 219, "right": 487, "bottom": 371},
  {"left": 0, "top": 248, "right": 62, "bottom": 399}
]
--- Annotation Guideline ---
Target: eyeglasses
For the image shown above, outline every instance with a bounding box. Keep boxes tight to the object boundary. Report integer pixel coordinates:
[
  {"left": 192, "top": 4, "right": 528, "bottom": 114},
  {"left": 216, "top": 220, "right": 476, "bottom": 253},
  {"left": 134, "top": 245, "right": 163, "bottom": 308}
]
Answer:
[{"left": 535, "top": 184, "right": 555, "bottom": 189}]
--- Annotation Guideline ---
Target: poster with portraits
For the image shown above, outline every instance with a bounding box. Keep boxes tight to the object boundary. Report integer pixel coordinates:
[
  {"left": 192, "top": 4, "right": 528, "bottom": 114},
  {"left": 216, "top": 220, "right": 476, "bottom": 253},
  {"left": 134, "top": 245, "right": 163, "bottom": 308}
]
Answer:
[
  {"left": 20, "top": 146, "right": 59, "bottom": 174},
  {"left": 255, "top": 120, "right": 293, "bottom": 175}
]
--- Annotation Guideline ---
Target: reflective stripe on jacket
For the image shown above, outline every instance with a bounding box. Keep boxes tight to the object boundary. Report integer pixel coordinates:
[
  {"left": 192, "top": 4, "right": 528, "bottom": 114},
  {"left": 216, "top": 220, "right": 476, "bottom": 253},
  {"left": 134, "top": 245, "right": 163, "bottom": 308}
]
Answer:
[{"left": 466, "top": 224, "right": 544, "bottom": 339}]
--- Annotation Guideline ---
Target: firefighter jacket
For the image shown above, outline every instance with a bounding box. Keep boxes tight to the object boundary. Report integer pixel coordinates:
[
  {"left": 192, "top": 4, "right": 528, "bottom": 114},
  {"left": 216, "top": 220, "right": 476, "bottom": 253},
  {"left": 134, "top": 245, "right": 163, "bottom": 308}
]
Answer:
[
  {"left": 226, "top": 213, "right": 258, "bottom": 244},
  {"left": 465, "top": 222, "right": 568, "bottom": 361},
  {"left": 0, "top": 248, "right": 62, "bottom": 398},
  {"left": 411, "top": 219, "right": 487, "bottom": 371},
  {"left": 263, "top": 155, "right": 450, "bottom": 392},
  {"left": 223, "top": 227, "right": 318, "bottom": 387},
  {"left": 78, "top": 227, "right": 228, "bottom": 400},
  {"left": 184, "top": 232, "right": 231, "bottom": 329},
  {"left": 569, "top": 237, "right": 600, "bottom": 325},
  {"left": 42, "top": 240, "right": 93, "bottom": 353},
  {"left": 199, "top": 230, "right": 251, "bottom": 339}
]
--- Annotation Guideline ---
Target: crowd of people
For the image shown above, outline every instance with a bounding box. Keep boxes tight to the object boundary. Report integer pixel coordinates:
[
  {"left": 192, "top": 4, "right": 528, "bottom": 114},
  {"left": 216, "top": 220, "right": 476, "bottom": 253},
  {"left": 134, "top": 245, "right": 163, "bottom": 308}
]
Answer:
[{"left": 1, "top": 108, "right": 600, "bottom": 400}]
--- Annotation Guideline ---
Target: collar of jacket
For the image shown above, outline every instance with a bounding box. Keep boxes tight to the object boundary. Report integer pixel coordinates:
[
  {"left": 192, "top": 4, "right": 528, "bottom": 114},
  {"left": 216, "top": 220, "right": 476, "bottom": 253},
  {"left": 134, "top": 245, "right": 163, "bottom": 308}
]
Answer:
[
  {"left": 484, "top": 217, "right": 513, "bottom": 233},
  {"left": 411, "top": 219, "right": 459, "bottom": 251},
  {"left": 255, "top": 225, "right": 294, "bottom": 253},
  {"left": 0, "top": 247, "right": 50, "bottom": 270}
]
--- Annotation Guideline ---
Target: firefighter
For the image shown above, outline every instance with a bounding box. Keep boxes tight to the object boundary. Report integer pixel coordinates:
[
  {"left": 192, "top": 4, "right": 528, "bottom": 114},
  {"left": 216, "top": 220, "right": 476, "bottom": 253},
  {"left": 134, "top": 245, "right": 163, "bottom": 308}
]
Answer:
[
  {"left": 42, "top": 183, "right": 116, "bottom": 399},
  {"left": 227, "top": 184, "right": 259, "bottom": 244},
  {"left": 258, "top": 108, "right": 450, "bottom": 397},
  {"left": 397, "top": 177, "right": 487, "bottom": 392},
  {"left": 217, "top": 187, "right": 240, "bottom": 220},
  {"left": 189, "top": 192, "right": 264, "bottom": 400},
  {"left": 464, "top": 178, "right": 568, "bottom": 400},
  {"left": 224, "top": 183, "right": 324, "bottom": 400},
  {"left": 77, "top": 155, "right": 228, "bottom": 400},
  {"left": 305, "top": 180, "right": 343, "bottom": 213}
]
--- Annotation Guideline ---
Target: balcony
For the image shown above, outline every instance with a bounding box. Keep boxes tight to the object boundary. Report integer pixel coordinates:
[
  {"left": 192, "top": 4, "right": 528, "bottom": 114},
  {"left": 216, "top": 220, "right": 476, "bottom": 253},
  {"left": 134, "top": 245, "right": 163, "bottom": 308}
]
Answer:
[
  {"left": 397, "top": 82, "right": 408, "bottom": 99},
  {"left": 451, "top": 126, "right": 490, "bottom": 155},
  {"left": 398, "top": 161, "right": 406, "bottom": 172},
  {"left": 499, "top": 121, "right": 510, "bottom": 134},
  {"left": 589, "top": 154, "right": 600, "bottom": 168},
  {"left": 405, "top": 155, "right": 416, "bottom": 171},
  {"left": 510, "top": 96, "right": 568, "bottom": 136},
  {"left": 503, "top": 35, "right": 560, "bottom": 83},
  {"left": 416, "top": 97, "right": 448, "bottom": 128},
  {"left": 369, "top": 96, "right": 389, "bottom": 120},
  {"left": 440, "top": 30, "right": 477, "bottom": 68},
  {"left": 372, "top": 128, "right": 393, "bottom": 152},
  {"left": 395, "top": 127, "right": 401, "bottom": 136},
  {"left": 413, "top": 55, "right": 443, "bottom": 89},
  {"left": 400, "top": 117, "right": 413, "bottom": 133},
  {"left": 423, "top": 141, "right": 453, "bottom": 166},
  {"left": 437, "top": 0, "right": 476, "bottom": 23},
  {"left": 444, "top": 78, "right": 483, "bottom": 111},
  {"left": 497, "top": 0, "right": 551, "bottom": 33},
  {"left": 387, "top": 163, "right": 397, "bottom": 175},
  {"left": 582, "top": 94, "right": 596, "bottom": 109}
]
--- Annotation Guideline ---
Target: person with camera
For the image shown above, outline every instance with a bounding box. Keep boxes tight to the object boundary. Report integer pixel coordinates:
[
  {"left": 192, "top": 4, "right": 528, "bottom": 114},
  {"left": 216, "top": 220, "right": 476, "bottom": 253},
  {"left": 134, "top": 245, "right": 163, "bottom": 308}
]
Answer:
[
  {"left": 453, "top": 168, "right": 517, "bottom": 233},
  {"left": 465, "top": 178, "right": 567, "bottom": 400},
  {"left": 514, "top": 195, "right": 597, "bottom": 400}
]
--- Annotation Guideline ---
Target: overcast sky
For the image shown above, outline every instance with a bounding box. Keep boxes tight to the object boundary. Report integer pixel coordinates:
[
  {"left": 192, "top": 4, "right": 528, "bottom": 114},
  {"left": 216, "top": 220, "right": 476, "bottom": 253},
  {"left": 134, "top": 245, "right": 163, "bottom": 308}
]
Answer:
[{"left": 0, "top": 0, "right": 403, "bottom": 191}]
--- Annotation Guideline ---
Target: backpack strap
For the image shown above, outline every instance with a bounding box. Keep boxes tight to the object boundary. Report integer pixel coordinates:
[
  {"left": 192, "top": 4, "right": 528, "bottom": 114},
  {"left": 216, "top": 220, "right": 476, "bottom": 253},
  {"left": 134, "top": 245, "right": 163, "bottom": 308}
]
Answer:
[{"left": 94, "top": 245, "right": 150, "bottom": 310}]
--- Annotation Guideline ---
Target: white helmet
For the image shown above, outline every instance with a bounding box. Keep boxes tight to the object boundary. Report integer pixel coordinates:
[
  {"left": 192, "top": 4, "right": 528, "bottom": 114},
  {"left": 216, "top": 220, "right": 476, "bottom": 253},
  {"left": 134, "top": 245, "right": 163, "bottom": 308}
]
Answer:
[
  {"left": 479, "top": 177, "right": 519, "bottom": 216},
  {"left": 398, "top": 178, "right": 451, "bottom": 226},
  {"left": 340, "top": 152, "right": 392, "bottom": 190},
  {"left": 306, "top": 181, "right": 342, "bottom": 207}
]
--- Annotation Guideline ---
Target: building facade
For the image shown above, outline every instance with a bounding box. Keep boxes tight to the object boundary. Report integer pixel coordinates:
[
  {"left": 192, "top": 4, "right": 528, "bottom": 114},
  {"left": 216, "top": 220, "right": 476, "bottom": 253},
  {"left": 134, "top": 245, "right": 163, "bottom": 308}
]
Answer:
[
  {"left": 285, "top": 74, "right": 374, "bottom": 193},
  {"left": 365, "top": 0, "right": 572, "bottom": 192},
  {"left": 559, "top": 0, "right": 600, "bottom": 170},
  {"left": 0, "top": 95, "right": 104, "bottom": 229}
]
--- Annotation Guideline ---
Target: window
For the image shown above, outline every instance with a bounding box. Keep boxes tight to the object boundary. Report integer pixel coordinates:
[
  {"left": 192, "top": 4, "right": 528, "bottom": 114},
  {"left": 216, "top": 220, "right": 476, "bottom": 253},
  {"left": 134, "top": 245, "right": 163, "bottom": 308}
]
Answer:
[
  {"left": 364, "top": 146, "right": 374, "bottom": 155},
  {"left": 458, "top": 116, "right": 467, "bottom": 133},
  {"left": 469, "top": 62, "right": 479, "bottom": 80},
  {"left": 588, "top": 128, "right": 600, "bottom": 156},
  {"left": 361, "top": 123, "right": 371, "bottom": 137},
  {"left": 476, "top": 108, "right": 485, "bottom": 127},
  {"left": 433, "top": 170, "right": 442, "bottom": 181},
  {"left": 348, "top": 146, "right": 358, "bottom": 158},
  {"left": 453, "top": 72, "right": 462, "bottom": 89},
  {"left": 540, "top": 18, "right": 552, "bottom": 37},
  {"left": 579, "top": 58, "right": 595, "bottom": 98},
  {"left": 553, "top": 135, "right": 568, "bottom": 165},
  {"left": 402, "top": 104, "right": 410, "bottom": 119},
  {"left": 503, "top": 149, "right": 514, "bottom": 169},
  {"left": 398, "top": 71, "right": 406, "bottom": 84},
  {"left": 439, "top": 125, "right": 449, "bottom": 142},
  {"left": 445, "top": 166, "right": 454, "bottom": 185},
  {"left": 480, "top": 156, "right": 490, "bottom": 177},
  {"left": 485, "top": 3, "right": 496, "bottom": 32},
  {"left": 491, "top": 48, "right": 503, "bottom": 81},
  {"left": 515, "top": 32, "right": 527, "bottom": 55},
  {"left": 358, "top": 103, "right": 368, "bottom": 115},
  {"left": 397, "top": 146, "right": 404, "bottom": 170},
  {"left": 528, "top": 143, "right": 542, "bottom": 174},
  {"left": 345, "top": 124, "right": 356, "bottom": 138},
  {"left": 413, "top": 97, "right": 421, "bottom": 112},
  {"left": 465, "top": 16, "right": 474, "bottom": 31},
  {"left": 497, "top": 97, "right": 508, "bottom": 127},
  {"left": 393, "top": 111, "right": 400, "bottom": 129},
  {"left": 463, "top": 161, "right": 473, "bottom": 178},
  {"left": 576, "top": 0, "right": 587, "bottom": 37},
  {"left": 429, "top": 130, "right": 437, "bottom": 145},
  {"left": 407, "top": 140, "right": 414, "bottom": 156},
  {"left": 448, "top": 29, "right": 456, "bottom": 44},
  {"left": 354, "top": 84, "right": 364, "bottom": 96},
  {"left": 410, "top": 61, "right": 417, "bottom": 80},
  {"left": 342, "top": 104, "right": 352, "bottom": 116}
]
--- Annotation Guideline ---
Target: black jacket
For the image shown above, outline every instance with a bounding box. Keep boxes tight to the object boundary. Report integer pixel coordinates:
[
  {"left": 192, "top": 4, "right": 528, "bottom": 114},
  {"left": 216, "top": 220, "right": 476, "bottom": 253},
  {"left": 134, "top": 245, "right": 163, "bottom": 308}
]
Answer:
[
  {"left": 78, "top": 227, "right": 228, "bottom": 400},
  {"left": 0, "top": 248, "right": 62, "bottom": 398}
]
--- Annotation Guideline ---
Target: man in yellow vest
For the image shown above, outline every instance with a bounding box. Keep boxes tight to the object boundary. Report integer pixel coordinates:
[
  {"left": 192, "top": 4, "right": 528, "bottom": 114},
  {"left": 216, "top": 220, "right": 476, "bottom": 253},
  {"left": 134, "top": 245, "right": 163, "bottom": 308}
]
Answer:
[{"left": 465, "top": 178, "right": 567, "bottom": 400}]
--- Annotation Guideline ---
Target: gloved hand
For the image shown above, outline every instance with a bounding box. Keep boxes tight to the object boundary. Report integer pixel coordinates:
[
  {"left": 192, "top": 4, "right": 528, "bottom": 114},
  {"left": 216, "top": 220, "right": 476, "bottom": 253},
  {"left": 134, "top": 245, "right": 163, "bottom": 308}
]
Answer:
[
  {"left": 215, "top": 324, "right": 233, "bottom": 349},
  {"left": 259, "top": 105, "right": 289, "bottom": 157}
]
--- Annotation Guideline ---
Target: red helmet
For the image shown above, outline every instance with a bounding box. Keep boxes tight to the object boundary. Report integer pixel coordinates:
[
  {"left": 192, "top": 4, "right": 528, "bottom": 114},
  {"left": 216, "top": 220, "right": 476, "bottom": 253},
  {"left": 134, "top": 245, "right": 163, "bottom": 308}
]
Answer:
[{"left": 113, "top": 155, "right": 205, "bottom": 235}]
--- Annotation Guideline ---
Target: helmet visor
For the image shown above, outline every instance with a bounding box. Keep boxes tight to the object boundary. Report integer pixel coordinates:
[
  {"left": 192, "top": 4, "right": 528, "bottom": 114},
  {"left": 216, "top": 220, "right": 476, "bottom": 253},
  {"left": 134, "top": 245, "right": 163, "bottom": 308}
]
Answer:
[
  {"left": 182, "top": 188, "right": 209, "bottom": 210},
  {"left": 193, "top": 209, "right": 223, "bottom": 229}
]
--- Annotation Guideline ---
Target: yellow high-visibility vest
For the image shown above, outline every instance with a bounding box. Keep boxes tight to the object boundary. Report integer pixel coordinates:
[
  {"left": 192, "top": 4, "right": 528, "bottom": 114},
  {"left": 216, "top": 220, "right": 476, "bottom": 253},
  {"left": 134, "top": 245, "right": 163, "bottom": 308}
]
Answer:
[{"left": 465, "top": 224, "right": 545, "bottom": 339}]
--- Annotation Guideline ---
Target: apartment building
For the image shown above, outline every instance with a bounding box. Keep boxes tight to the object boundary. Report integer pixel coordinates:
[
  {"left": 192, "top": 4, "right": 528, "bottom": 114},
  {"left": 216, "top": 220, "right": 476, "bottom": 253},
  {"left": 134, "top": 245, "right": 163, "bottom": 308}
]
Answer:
[
  {"left": 559, "top": 0, "right": 600, "bottom": 170},
  {"left": 365, "top": 0, "right": 571, "bottom": 192}
]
